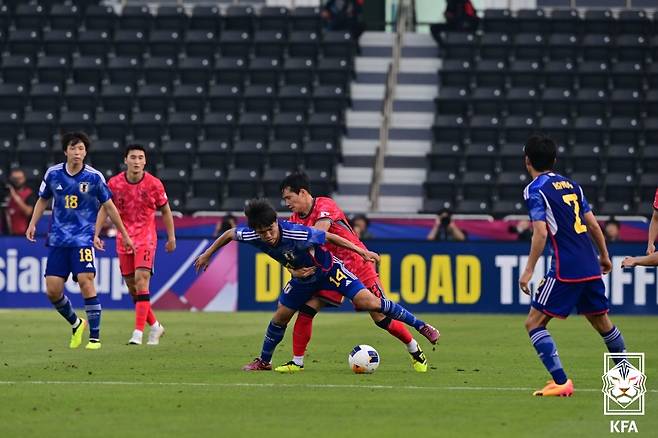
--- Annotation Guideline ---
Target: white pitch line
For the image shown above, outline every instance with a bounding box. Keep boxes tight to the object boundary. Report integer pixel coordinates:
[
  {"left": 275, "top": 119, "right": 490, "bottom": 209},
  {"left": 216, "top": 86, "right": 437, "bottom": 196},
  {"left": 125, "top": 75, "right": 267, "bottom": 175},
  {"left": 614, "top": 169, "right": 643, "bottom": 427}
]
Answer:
[{"left": 0, "top": 380, "right": 656, "bottom": 393}]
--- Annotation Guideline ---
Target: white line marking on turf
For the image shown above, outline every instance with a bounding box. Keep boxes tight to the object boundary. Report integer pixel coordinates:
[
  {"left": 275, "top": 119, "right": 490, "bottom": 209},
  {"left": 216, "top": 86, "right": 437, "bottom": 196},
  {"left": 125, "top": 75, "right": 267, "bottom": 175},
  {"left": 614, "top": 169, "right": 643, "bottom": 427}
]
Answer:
[
  {"left": 0, "top": 381, "right": 656, "bottom": 393},
  {"left": 151, "top": 239, "right": 209, "bottom": 303}
]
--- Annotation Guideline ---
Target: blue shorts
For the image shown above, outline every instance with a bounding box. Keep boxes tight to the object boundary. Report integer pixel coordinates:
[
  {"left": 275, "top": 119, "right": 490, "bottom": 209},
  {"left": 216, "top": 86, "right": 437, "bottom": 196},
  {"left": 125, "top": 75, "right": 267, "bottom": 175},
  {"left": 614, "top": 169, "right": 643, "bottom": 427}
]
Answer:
[
  {"left": 532, "top": 275, "right": 608, "bottom": 319},
  {"left": 279, "top": 261, "right": 365, "bottom": 311},
  {"left": 45, "top": 246, "right": 96, "bottom": 282}
]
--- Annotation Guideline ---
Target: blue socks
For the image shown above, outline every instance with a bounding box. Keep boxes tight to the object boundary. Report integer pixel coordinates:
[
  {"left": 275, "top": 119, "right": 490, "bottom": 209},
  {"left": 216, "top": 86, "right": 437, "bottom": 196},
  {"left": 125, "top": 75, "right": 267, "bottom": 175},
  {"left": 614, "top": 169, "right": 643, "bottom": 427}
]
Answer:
[
  {"left": 52, "top": 295, "right": 79, "bottom": 326},
  {"left": 260, "top": 321, "right": 286, "bottom": 363},
  {"left": 529, "top": 327, "right": 568, "bottom": 385},
  {"left": 602, "top": 326, "right": 626, "bottom": 354},
  {"left": 380, "top": 298, "right": 425, "bottom": 330},
  {"left": 84, "top": 296, "right": 102, "bottom": 342}
]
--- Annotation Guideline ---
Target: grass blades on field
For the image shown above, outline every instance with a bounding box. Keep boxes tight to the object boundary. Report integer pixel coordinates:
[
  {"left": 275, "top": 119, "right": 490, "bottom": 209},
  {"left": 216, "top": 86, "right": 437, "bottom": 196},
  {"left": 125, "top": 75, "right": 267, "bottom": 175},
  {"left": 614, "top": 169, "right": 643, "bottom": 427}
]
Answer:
[{"left": 0, "top": 310, "right": 656, "bottom": 438}]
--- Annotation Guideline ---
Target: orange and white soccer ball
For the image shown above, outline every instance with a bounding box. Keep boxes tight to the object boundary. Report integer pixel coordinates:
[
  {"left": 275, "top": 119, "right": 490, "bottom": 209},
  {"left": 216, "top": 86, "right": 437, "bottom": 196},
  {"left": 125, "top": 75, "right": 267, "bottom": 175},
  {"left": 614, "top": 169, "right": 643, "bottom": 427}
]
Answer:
[{"left": 348, "top": 344, "right": 380, "bottom": 374}]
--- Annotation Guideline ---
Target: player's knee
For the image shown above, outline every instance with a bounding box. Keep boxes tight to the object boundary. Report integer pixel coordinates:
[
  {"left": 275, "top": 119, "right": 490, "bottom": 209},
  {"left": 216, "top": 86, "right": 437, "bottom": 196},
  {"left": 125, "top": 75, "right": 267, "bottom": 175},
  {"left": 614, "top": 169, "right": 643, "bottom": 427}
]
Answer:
[{"left": 353, "top": 291, "right": 378, "bottom": 311}]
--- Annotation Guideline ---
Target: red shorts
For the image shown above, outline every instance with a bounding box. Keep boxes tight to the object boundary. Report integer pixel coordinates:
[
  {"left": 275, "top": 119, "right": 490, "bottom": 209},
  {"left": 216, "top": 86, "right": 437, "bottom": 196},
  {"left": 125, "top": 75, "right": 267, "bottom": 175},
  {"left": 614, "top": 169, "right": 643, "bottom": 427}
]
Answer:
[
  {"left": 316, "top": 273, "right": 382, "bottom": 307},
  {"left": 118, "top": 246, "right": 156, "bottom": 277}
]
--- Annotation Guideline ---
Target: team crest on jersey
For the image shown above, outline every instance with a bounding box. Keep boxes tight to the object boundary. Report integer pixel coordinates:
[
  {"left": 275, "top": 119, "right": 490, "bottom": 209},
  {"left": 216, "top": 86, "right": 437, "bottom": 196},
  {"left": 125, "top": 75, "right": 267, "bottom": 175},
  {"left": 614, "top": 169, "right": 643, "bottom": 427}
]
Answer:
[
  {"left": 283, "top": 250, "right": 295, "bottom": 262},
  {"left": 79, "top": 182, "right": 90, "bottom": 193},
  {"left": 319, "top": 211, "right": 331, "bottom": 218}
]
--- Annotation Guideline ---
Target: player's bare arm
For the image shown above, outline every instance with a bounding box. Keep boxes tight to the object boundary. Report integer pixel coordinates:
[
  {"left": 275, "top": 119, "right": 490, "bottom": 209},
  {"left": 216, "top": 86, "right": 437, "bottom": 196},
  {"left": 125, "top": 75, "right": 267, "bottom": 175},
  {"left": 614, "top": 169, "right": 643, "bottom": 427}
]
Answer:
[
  {"left": 194, "top": 228, "right": 235, "bottom": 272},
  {"left": 519, "top": 220, "right": 548, "bottom": 295},
  {"left": 325, "top": 232, "right": 379, "bottom": 263},
  {"left": 25, "top": 197, "right": 50, "bottom": 242},
  {"left": 102, "top": 199, "right": 135, "bottom": 252},
  {"left": 583, "top": 211, "right": 612, "bottom": 274},
  {"left": 159, "top": 202, "right": 177, "bottom": 252},
  {"left": 93, "top": 205, "right": 108, "bottom": 251},
  {"left": 647, "top": 209, "right": 658, "bottom": 255}
]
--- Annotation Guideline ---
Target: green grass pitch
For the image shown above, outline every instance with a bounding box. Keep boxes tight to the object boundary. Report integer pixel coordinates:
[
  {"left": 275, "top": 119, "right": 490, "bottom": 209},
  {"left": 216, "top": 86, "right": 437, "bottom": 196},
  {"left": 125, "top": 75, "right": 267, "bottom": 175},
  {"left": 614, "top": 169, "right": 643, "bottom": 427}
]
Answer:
[{"left": 0, "top": 310, "right": 655, "bottom": 438}]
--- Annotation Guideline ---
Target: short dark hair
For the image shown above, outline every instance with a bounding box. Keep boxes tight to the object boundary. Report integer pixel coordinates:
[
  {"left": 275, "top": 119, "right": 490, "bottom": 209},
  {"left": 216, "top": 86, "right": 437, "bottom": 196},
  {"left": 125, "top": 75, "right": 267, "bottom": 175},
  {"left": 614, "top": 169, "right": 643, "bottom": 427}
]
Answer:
[
  {"left": 61, "top": 131, "right": 91, "bottom": 152},
  {"left": 352, "top": 214, "right": 370, "bottom": 227},
  {"left": 244, "top": 198, "right": 278, "bottom": 230},
  {"left": 605, "top": 218, "right": 620, "bottom": 228},
  {"left": 279, "top": 171, "right": 311, "bottom": 195},
  {"left": 124, "top": 144, "right": 147, "bottom": 158},
  {"left": 524, "top": 134, "right": 557, "bottom": 171}
]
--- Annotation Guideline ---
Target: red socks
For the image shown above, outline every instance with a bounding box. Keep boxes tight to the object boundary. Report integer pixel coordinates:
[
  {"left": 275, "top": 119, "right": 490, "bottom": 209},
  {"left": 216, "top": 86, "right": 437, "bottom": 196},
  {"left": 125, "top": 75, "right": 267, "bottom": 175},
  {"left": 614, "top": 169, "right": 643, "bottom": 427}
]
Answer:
[
  {"left": 292, "top": 312, "right": 314, "bottom": 356},
  {"left": 146, "top": 308, "right": 157, "bottom": 326},
  {"left": 135, "top": 291, "right": 151, "bottom": 331},
  {"left": 386, "top": 319, "right": 414, "bottom": 344}
]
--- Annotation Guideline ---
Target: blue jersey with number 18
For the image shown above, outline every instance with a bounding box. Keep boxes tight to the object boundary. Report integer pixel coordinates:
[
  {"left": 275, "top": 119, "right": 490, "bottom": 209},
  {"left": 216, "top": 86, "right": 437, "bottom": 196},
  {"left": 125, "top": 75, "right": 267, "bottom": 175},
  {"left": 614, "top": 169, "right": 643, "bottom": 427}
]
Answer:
[
  {"left": 523, "top": 172, "right": 601, "bottom": 282},
  {"left": 39, "top": 163, "right": 112, "bottom": 248}
]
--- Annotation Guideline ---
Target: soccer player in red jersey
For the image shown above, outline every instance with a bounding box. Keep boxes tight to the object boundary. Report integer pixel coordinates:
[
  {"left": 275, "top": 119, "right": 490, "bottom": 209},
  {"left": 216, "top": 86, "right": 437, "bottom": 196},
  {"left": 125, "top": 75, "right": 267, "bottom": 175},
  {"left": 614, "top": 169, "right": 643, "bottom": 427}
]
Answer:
[
  {"left": 94, "top": 144, "right": 176, "bottom": 345},
  {"left": 646, "top": 189, "right": 658, "bottom": 255},
  {"left": 274, "top": 171, "right": 430, "bottom": 373}
]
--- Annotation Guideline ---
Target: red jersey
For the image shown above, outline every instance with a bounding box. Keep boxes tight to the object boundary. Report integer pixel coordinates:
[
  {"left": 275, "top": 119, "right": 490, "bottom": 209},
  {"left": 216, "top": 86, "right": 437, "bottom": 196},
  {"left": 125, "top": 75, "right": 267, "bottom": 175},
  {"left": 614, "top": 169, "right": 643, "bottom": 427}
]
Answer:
[
  {"left": 108, "top": 172, "right": 168, "bottom": 254},
  {"left": 7, "top": 186, "right": 35, "bottom": 235},
  {"left": 653, "top": 188, "right": 658, "bottom": 210},
  {"left": 290, "top": 197, "right": 377, "bottom": 283}
]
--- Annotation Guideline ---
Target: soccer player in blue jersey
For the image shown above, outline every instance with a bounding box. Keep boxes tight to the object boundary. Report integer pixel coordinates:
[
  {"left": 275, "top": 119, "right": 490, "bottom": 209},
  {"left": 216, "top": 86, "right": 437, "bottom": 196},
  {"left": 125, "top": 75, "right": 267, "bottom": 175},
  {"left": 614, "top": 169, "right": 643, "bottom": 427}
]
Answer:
[
  {"left": 26, "top": 132, "right": 134, "bottom": 350},
  {"left": 193, "top": 199, "right": 440, "bottom": 371},
  {"left": 519, "top": 135, "right": 626, "bottom": 396}
]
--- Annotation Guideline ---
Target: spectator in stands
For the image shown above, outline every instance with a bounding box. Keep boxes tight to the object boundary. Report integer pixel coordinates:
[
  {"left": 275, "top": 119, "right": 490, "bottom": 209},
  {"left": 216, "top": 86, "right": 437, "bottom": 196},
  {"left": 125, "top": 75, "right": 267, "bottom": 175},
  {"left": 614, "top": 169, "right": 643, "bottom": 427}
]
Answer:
[
  {"left": 351, "top": 213, "right": 373, "bottom": 240},
  {"left": 427, "top": 208, "right": 466, "bottom": 241},
  {"left": 604, "top": 218, "right": 621, "bottom": 243},
  {"left": 321, "top": 0, "right": 365, "bottom": 38},
  {"left": 214, "top": 213, "right": 237, "bottom": 238},
  {"left": 509, "top": 219, "right": 533, "bottom": 241},
  {"left": 4, "top": 168, "right": 36, "bottom": 236},
  {"left": 430, "top": 0, "right": 480, "bottom": 46}
]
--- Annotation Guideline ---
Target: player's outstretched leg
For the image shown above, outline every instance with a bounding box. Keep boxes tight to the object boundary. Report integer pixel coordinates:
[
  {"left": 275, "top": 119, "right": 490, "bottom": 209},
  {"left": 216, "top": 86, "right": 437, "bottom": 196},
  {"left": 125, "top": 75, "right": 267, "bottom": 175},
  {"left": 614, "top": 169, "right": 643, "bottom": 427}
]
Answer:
[
  {"left": 373, "top": 315, "right": 428, "bottom": 372},
  {"left": 46, "top": 276, "right": 86, "bottom": 349},
  {"left": 525, "top": 308, "right": 573, "bottom": 397},
  {"left": 352, "top": 291, "right": 440, "bottom": 344}
]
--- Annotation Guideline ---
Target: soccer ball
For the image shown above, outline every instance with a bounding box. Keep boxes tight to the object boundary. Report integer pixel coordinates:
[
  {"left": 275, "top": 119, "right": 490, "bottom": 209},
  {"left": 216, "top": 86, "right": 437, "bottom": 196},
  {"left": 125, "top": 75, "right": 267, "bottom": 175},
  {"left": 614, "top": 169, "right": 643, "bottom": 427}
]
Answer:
[{"left": 348, "top": 344, "right": 380, "bottom": 374}]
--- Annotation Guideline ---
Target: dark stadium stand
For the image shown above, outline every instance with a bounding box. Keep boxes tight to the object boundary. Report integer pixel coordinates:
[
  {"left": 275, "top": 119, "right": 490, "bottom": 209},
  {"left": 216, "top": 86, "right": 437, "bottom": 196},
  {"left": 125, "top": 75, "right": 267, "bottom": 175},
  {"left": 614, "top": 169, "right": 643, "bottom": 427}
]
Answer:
[
  {"left": 428, "top": 8, "right": 658, "bottom": 216},
  {"left": 0, "top": 1, "right": 354, "bottom": 212}
]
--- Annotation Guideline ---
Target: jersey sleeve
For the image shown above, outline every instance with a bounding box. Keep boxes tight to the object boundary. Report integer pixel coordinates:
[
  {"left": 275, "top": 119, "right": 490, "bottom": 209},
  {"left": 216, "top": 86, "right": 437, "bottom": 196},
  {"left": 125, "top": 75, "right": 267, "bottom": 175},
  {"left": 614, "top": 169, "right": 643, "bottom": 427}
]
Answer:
[
  {"left": 653, "top": 188, "right": 658, "bottom": 210},
  {"left": 96, "top": 175, "right": 112, "bottom": 203},
  {"left": 314, "top": 198, "right": 343, "bottom": 224},
  {"left": 153, "top": 178, "right": 168, "bottom": 208},
  {"left": 307, "top": 227, "right": 327, "bottom": 245},
  {"left": 233, "top": 226, "right": 258, "bottom": 242},
  {"left": 579, "top": 185, "right": 592, "bottom": 214},
  {"left": 38, "top": 174, "right": 52, "bottom": 199},
  {"left": 525, "top": 188, "right": 547, "bottom": 222}
]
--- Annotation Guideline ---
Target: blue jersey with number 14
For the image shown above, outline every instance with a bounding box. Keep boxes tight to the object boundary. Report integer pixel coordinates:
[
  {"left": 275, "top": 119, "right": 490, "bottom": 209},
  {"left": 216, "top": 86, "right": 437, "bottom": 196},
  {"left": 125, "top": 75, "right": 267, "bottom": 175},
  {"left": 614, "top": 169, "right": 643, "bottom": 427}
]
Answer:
[
  {"left": 523, "top": 172, "right": 601, "bottom": 282},
  {"left": 39, "top": 163, "right": 112, "bottom": 247}
]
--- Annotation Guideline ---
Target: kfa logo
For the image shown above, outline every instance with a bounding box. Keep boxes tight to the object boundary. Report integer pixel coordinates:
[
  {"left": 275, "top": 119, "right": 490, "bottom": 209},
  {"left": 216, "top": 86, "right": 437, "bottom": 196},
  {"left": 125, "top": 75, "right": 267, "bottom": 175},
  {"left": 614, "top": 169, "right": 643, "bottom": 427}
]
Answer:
[
  {"left": 602, "top": 353, "right": 646, "bottom": 415},
  {"left": 79, "top": 182, "right": 90, "bottom": 193}
]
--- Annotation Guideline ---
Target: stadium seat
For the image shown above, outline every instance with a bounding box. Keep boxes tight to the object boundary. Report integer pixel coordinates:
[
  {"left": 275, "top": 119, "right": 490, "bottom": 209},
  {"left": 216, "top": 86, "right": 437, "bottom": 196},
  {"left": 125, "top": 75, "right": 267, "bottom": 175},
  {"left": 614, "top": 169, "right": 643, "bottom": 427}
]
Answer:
[
  {"left": 197, "top": 139, "right": 231, "bottom": 169},
  {"left": 143, "top": 57, "right": 177, "bottom": 86},
  {"left": 248, "top": 58, "right": 281, "bottom": 87},
  {"left": 424, "top": 171, "right": 458, "bottom": 200},
  {"left": 100, "top": 84, "right": 134, "bottom": 113},
  {"left": 1, "top": 55, "right": 34, "bottom": 86},
  {"left": 497, "top": 172, "right": 529, "bottom": 201},
  {"left": 470, "top": 87, "right": 504, "bottom": 116},
  {"left": 16, "top": 140, "right": 51, "bottom": 168},
  {"left": 189, "top": 6, "right": 220, "bottom": 31},
  {"left": 14, "top": 4, "right": 46, "bottom": 30},
  {"left": 304, "top": 141, "right": 339, "bottom": 170},
  {"left": 505, "top": 87, "right": 538, "bottom": 116},
  {"left": 574, "top": 89, "right": 608, "bottom": 117},
  {"left": 253, "top": 31, "right": 287, "bottom": 58},
  {"left": 148, "top": 30, "right": 182, "bottom": 57},
  {"left": 283, "top": 57, "right": 316, "bottom": 86},
  {"left": 173, "top": 85, "right": 206, "bottom": 113},
  {"left": 272, "top": 112, "right": 305, "bottom": 142},
  {"left": 238, "top": 112, "right": 271, "bottom": 142},
  {"left": 474, "top": 60, "right": 507, "bottom": 88},
  {"left": 168, "top": 112, "right": 201, "bottom": 141},
  {"left": 289, "top": 7, "right": 321, "bottom": 32},
  {"left": 317, "top": 58, "right": 353, "bottom": 88},
  {"left": 233, "top": 140, "right": 267, "bottom": 169},
  {"left": 227, "top": 168, "right": 261, "bottom": 198},
  {"left": 441, "top": 32, "right": 477, "bottom": 60},
  {"left": 464, "top": 143, "right": 497, "bottom": 173},
  {"left": 64, "top": 84, "right": 99, "bottom": 112},
  {"left": 208, "top": 85, "right": 242, "bottom": 113},
  {"left": 29, "top": 83, "right": 62, "bottom": 112},
  {"left": 547, "top": 33, "right": 579, "bottom": 61},
  {"left": 439, "top": 60, "right": 472, "bottom": 88},
  {"left": 503, "top": 116, "right": 536, "bottom": 144},
  {"left": 550, "top": 9, "right": 581, "bottom": 35},
  {"left": 157, "top": 168, "right": 189, "bottom": 200},
  {"left": 191, "top": 168, "right": 225, "bottom": 199},
  {"left": 136, "top": 84, "right": 171, "bottom": 113},
  {"left": 84, "top": 5, "right": 116, "bottom": 31},
  {"left": 184, "top": 197, "right": 220, "bottom": 213},
  {"left": 78, "top": 30, "right": 111, "bottom": 57},
  {"left": 611, "top": 62, "right": 645, "bottom": 90},
  {"left": 513, "top": 33, "right": 545, "bottom": 61},
  {"left": 308, "top": 113, "right": 343, "bottom": 143},
  {"left": 131, "top": 112, "right": 165, "bottom": 142},
  {"left": 508, "top": 60, "right": 542, "bottom": 88},
  {"left": 305, "top": 169, "right": 334, "bottom": 196},
  {"left": 278, "top": 85, "right": 311, "bottom": 113},
  {"left": 203, "top": 112, "right": 236, "bottom": 141},
  {"left": 543, "top": 60, "right": 576, "bottom": 89},
  {"left": 267, "top": 140, "right": 302, "bottom": 169},
  {"left": 257, "top": 6, "right": 288, "bottom": 31},
  {"left": 161, "top": 141, "right": 195, "bottom": 169},
  {"left": 0, "top": 83, "right": 27, "bottom": 111},
  {"left": 609, "top": 89, "right": 643, "bottom": 118},
  {"left": 583, "top": 10, "right": 613, "bottom": 35},
  {"left": 42, "top": 29, "right": 76, "bottom": 56},
  {"left": 322, "top": 31, "right": 356, "bottom": 59},
  {"left": 428, "top": 142, "right": 462, "bottom": 172},
  {"left": 262, "top": 168, "right": 293, "bottom": 197},
  {"left": 517, "top": 8, "right": 548, "bottom": 34},
  {"left": 479, "top": 32, "right": 511, "bottom": 60},
  {"left": 154, "top": 6, "right": 188, "bottom": 32},
  {"left": 119, "top": 5, "right": 152, "bottom": 30},
  {"left": 213, "top": 57, "right": 247, "bottom": 86},
  {"left": 113, "top": 30, "right": 147, "bottom": 57},
  {"left": 71, "top": 56, "right": 105, "bottom": 86},
  {"left": 606, "top": 145, "right": 638, "bottom": 174},
  {"left": 59, "top": 111, "right": 94, "bottom": 135},
  {"left": 184, "top": 31, "right": 217, "bottom": 58},
  {"left": 36, "top": 56, "right": 70, "bottom": 86},
  {"left": 95, "top": 111, "right": 130, "bottom": 141},
  {"left": 483, "top": 9, "right": 513, "bottom": 33},
  {"left": 288, "top": 31, "right": 320, "bottom": 59},
  {"left": 223, "top": 5, "right": 255, "bottom": 32},
  {"left": 219, "top": 31, "right": 252, "bottom": 58}
]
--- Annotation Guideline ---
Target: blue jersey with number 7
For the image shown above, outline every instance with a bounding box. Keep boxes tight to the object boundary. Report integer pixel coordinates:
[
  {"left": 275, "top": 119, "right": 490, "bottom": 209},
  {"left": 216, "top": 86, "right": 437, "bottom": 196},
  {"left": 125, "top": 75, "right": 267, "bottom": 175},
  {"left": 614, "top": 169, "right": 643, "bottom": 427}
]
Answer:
[{"left": 523, "top": 172, "right": 601, "bottom": 282}]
